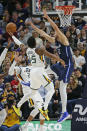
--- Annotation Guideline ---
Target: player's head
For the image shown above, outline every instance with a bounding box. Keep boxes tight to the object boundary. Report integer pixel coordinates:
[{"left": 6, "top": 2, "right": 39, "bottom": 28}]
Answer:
[{"left": 27, "top": 36, "right": 36, "bottom": 48}]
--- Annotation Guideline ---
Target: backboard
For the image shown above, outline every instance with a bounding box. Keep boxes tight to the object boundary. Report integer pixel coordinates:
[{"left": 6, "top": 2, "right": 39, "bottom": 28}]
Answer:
[{"left": 32, "top": 0, "right": 87, "bottom": 16}]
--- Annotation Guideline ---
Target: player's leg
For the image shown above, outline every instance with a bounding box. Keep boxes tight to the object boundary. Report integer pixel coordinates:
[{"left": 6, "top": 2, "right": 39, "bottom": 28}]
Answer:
[
  {"left": 32, "top": 91, "right": 50, "bottom": 120},
  {"left": 57, "top": 80, "right": 70, "bottom": 123},
  {"left": 44, "top": 81, "right": 55, "bottom": 110},
  {"left": 17, "top": 86, "right": 32, "bottom": 108},
  {"left": 20, "top": 91, "right": 42, "bottom": 130},
  {"left": 20, "top": 108, "right": 39, "bottom": 131},
  {"left": 39, "top": 113, "right": 45, "bottom": 131},
  {"left": 30, "top": 68, "right": 51, "bottom": 120},
  {"left": 31, "top": 68, "right": 54, "bottom": 110},
  {"left": 60, "top": 80, "right": 68, "bottom": 113},
  {"left": 20, "top": 92, "right": 46, "bottom": 130},
  {"left": 17, "top": 93, "right": 31, "bottom": 108},
  {"left": 58, "top": 65, "right": 74, "bottom": 123},
  {"left": 22, "top": 110, "right": 45, "bottom": 131},
  {"left": 31, "top": 90, "right": 44, "bottom": 109}
]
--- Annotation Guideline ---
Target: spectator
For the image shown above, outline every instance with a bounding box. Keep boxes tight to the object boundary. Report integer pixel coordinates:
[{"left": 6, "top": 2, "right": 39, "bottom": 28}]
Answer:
[
  {"left": 80, "top": 29, "right": 86, "bottom": 44},
  {"left": 65, "top": 30, "right": 73, "bottom": 48},
  {"left": 19, "top": 30, "right": 25, "bottom": 44},
  {"left": 16, "top": 2, "right": 29, "bottom": 21},
  {"left": 5, "top": 82, "right": 15, "bottom": 96},
  {"left": 39, "top": 20, "right": 50, "bottom": 34},
  {"left": 23, "top": 0, "right": 30, "bottom": 9},
  {"left": 6, "top": 0, "right": 16, "bottom": 15},
  {"left": 73, "top": 48, "right": 86, "bottom": 69},
  {"left": 11, "top": 11, "right": 24, "bottom": 32},
  {"left": 19, "top": 28, "right": 31, "bottom": 45},
  {"left": 77, "top": 42, "right": 86, "bottom": 56},
  {"left": 1, "top": 14, "right": 10, "bottom": 33},
  {"left": 69, "top": 23, "right": 80, "bottom": 47},
  {"left": 0, "top": 94, "right": 20, "bottom": 131},
  {"left": 1, "top": 82, "right": 15, "bottom": 103},
  {"left": 67, "top": 75, "right": 81, "bottom": 115},
  {"left": 11, "top": 75, "right": 19, "bottom": 93},
  {"left": 67, "top": 75, "right": 80, "bottom": 100},
  {"left": 74, "top": 68, "right": 86, "bottom": 95},
  {"left": 45, "top": 40, "right": 54, "bottom": 66},
  {"left": 24, "top": 27, "right": 32, "bottom": 44},
  {"left": 74, "top": 17, "right": 86, "bottom": 30}
]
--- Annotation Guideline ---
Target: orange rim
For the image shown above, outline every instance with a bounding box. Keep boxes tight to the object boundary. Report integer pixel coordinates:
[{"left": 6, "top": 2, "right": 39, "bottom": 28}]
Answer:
[{"left": 56, "top": 5, "right": 76, "bottom": 15}]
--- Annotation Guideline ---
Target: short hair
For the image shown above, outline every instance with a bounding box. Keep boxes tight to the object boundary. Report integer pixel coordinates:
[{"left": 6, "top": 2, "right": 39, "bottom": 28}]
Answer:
[
  {"left": 73, "top": 48, "right": 79, "bottom": 52},
  {"left": 27, "top": 36, "right": 36, "bottom": 48}
]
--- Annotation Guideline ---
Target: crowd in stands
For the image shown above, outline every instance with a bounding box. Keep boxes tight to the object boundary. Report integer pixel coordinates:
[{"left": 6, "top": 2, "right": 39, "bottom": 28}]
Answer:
[{"left": 0, "top": 0, "right": 87, "bottom": 130}]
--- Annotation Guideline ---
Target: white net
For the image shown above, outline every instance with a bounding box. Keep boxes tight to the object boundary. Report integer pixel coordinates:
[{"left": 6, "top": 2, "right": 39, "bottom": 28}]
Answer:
[{"left": 56, "top": 6, "right": 75, "bottom": 27}]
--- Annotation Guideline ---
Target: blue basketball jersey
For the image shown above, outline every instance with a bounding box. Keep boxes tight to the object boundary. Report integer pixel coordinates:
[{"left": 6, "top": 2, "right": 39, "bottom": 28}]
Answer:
[
  {"left": 51, "top": 41, "right": 74, "bottom": 83},
  {"left": 56, "top": 41, "right": 73, "bottom": 65}
]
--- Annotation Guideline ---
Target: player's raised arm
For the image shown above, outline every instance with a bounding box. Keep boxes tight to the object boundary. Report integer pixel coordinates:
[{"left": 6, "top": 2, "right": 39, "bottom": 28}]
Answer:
[
  {"left": 43, "top": 9, "right": 69, "bottom": 46},
  {"left": 0, "top": 38, "right": 11, "bottom": 66},
  {"left": 28, "top": 21, "right": 55, "bottom": 43},
  {"left": 35, "top": 46, "right": 65, "bottom": 67},
  {"left": 8, "top": 31, "right": 23, "bottom": 46},
  {"left": 8, "top": 52, "right": 22, "bottom": 76}
]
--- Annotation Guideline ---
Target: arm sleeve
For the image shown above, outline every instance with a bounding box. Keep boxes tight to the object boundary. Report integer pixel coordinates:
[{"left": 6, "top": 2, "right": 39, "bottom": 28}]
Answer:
[
  {"left": 8, "top": 60, "right": 17, "bottom": 76},
  {"left": 12, "top": 35, "right": 23, "bottom": 46},
  {"left": 0, "top": 48, "right": 8, "bottom": 66}
]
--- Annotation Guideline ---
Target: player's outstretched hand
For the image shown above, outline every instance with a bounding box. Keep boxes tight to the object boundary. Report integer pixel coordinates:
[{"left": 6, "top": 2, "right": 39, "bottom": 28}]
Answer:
[
  {"left": 43, "top": 9, "right": 48, "bottom": 19},
  {"left": 7, "top": 31, "right": 13, "bottom": 37},
  {"left": 60, "top": 59, "right": 66, "bottom": 68}
]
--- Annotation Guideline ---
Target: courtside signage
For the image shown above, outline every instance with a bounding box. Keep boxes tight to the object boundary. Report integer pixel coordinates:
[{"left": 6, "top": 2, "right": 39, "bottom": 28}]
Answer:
[
  {"left": 71, "top": 99, "right": 87, "bottom": 131},
  {"left": 21, "top": 120, "right": 71, "bottom": 131}
]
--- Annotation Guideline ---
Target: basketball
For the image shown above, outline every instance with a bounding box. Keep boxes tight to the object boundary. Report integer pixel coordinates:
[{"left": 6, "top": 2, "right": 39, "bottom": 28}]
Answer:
[{"left": 6, "top": 22, "right": 17, "bottom": 33}]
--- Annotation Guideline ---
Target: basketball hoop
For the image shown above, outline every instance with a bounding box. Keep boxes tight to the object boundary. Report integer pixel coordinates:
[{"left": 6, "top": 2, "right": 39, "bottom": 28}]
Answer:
[{"left": 56, "top": 6, "right": 76, "bottom": 27}]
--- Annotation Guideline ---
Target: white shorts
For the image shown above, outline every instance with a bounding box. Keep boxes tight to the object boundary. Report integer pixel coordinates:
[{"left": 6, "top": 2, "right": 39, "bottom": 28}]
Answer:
[
  {"left": 19, "top": 85, "right": 43, "bottom": 109},
  {"left": 30, "top": 67, "right": 51, "bottom": 90}
]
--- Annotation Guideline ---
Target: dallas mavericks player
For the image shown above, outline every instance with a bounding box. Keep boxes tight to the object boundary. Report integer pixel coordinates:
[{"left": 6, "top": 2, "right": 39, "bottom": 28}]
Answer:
[
  {"left": 43, "top": 9, "right": 74, "bottom": 123},
  {"left": 29, "top": 9, "right": 74, "bottom": 123}
]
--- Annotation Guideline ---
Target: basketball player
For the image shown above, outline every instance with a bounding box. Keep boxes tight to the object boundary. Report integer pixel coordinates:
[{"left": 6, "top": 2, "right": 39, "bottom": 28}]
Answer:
[
  {"left": 9, "top": 53, "right": 49, "bottom": 131},
  {"left": 27, "top": 9, "right": 74, "bottom": 123},
  {"left": 8, "top": 47, "right": 64, "bottom": 131},
  {"left": 8, "top": 31, "right": 65, "bottom": 113},
  {"left": 8, "top": 34, "right": 65, "bottom": 130}
]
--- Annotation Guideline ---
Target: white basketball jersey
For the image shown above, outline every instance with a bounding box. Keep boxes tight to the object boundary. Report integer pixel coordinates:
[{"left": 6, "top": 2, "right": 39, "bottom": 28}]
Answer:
[{"left": 26, "top": 48, "right": 45, "bottom": 68}]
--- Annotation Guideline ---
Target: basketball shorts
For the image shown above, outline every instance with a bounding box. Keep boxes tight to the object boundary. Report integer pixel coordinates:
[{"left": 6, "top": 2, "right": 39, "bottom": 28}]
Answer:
[{"left": 51, "top": 63, "right": 74, "bottom": 83}]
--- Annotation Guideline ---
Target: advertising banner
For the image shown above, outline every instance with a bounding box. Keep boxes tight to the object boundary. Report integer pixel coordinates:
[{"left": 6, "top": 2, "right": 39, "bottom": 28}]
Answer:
[
  {"left": 21, "top": 120, "right": 71, "bottom": 131},
  {"left": 71, "top": 98, "right": 87, "bottom": 131}
]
